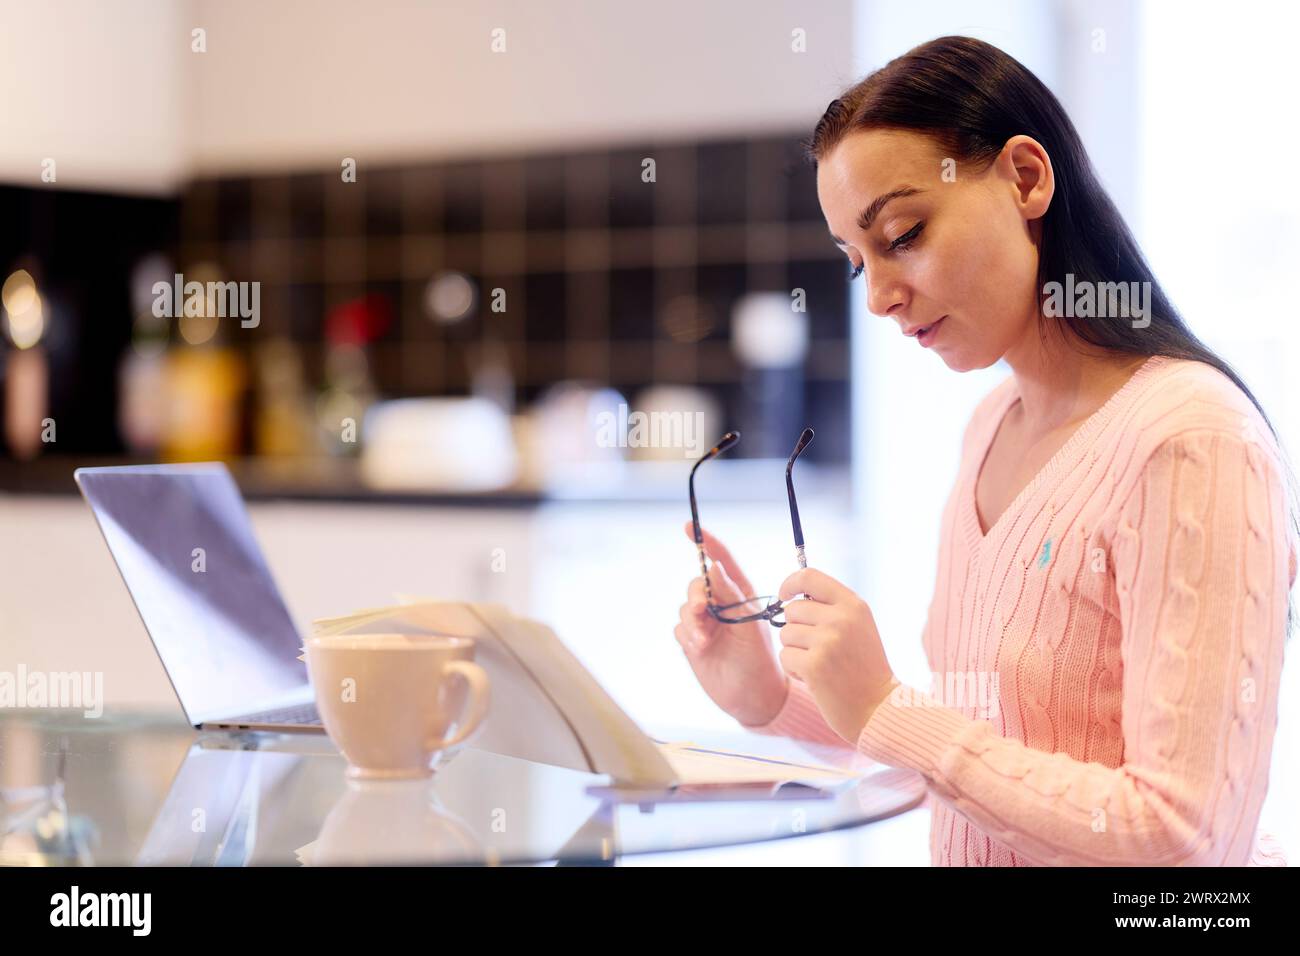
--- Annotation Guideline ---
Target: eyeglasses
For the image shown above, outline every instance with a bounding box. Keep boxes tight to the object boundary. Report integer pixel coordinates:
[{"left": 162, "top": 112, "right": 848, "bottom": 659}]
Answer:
[{"left": 688, "top": 427, "right": 814, "bottom": 628}]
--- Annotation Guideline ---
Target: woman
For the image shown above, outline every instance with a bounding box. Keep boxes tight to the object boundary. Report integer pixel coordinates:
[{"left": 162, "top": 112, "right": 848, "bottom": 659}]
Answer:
[{"left": 675, "top": 36, "right": 1296, "bottom": 866}]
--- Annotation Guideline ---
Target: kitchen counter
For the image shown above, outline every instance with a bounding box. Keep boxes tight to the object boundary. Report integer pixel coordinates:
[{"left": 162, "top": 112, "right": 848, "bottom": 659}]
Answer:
[{"left": 0, "top": 455, "right": 852, "bottom": 507}]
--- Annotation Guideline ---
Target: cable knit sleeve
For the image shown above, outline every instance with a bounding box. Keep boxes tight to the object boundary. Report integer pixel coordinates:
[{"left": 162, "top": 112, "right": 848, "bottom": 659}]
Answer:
[{"left": 850, "top": 426, "right": 1292, "bottom": 866}]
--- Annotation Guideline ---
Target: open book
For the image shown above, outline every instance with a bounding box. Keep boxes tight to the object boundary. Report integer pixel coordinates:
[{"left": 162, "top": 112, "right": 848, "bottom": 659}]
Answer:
[{"left": 306, "top": 600, "right": 859, "bottom": 789}]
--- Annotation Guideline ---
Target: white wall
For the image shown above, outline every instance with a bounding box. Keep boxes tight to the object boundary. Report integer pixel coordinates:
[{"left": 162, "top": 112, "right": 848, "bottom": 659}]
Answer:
[
  {"left": 0, "top": 0, "right": 857, "bottom": 189},
  {"left": 0, "top": 0, "right": 189, "bottom": 194},
  {"left": 187, "top": 0, "right": 856, "bottom": 173}
]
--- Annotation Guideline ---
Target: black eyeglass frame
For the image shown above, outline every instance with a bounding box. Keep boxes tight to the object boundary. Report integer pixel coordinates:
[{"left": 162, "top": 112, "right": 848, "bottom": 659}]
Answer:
[{"left": 688, "top": 428, "right": 814, "bottom": 628}]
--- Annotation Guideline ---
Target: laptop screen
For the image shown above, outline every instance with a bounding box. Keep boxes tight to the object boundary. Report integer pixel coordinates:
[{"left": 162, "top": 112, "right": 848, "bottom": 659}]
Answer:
[{"left": 75, "top": 464, "right": 306, "bottom": 725}]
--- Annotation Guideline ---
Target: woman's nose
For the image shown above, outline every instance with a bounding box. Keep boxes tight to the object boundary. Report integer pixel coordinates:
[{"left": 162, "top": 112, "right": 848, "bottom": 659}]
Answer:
[{"left": 865, "top": 268, "right": 908, "bottom": 318}]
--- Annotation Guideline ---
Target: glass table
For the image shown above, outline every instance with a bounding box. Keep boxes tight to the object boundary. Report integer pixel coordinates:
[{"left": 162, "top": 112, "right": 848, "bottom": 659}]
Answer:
[{"left": 0, "top": 709, "right": 926, "bottom": 865}]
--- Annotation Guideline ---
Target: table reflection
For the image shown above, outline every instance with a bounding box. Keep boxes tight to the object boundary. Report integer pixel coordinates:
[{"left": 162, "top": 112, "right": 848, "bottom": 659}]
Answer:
[{"left": 0, "top": 710, "right": 925, "bottom": 865}]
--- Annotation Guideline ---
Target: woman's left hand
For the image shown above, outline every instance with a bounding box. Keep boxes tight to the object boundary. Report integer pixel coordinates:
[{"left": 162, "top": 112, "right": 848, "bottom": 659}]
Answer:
[{"left": 777, "top": 568, "right": 900, "bottom": 744}]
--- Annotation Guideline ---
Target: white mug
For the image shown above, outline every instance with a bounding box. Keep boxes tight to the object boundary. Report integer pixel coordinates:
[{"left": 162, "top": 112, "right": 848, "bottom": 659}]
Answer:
[{"left": 306, "top": 633, "right": 490, "bottom": 780}]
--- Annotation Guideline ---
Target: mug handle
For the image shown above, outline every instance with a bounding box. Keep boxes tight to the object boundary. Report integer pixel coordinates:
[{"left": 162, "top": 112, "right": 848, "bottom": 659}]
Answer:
[{"left": 426, "top": 660, "right": 491, "bottom": 751}]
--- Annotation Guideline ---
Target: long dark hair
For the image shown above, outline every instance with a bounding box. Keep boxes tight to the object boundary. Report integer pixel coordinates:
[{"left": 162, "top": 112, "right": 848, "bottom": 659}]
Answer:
[{"left": 805, "top": 35, "right": 1299, "bottom": 637}]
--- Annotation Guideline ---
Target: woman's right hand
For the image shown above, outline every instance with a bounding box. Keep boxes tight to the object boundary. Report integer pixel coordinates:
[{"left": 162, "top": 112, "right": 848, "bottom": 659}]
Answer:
[{"left": 674, "top": 522, "right": 790, "bottom": 727}]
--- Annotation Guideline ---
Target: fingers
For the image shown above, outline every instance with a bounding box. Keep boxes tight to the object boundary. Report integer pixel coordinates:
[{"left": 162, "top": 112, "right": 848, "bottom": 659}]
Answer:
[
  {"left": 683, "top": 568, "right": 746, "bottom": 649},
  {"left": 681, "top": 564, "right": 754, "bottom": 648},
  {"left": 680, "top": 588, "right": 712, "bottom": 649},
  {"left": 705, "top": 534, "right": 756, "bottom": 596},
  {"left": 682, "top": 586, "right": 715, "bottom": 630},
  {"left": 778, "top": 567, "right": 852, "bottom": 604},
  {"left": 687, "top": 575, "right": 708, "bottom": 607},
  {"left": 685, "top": 560, "right": 746, "bottom": 615},
  {"left": 674, "top": 622, "right": 700, "bottom": 655},
  {"left": 776, "top": 621, "right": 815, "bottom": 650},
  {"left": 682, "top": 521, "right": 756, "bottom": 597},
  {"left": 677, "top": 600, "right": 723, "bottom": 651},
  {"left": 780, "top": 597, "right": 833, "bottom": 627},
  {"left": 686, "top": 563, "right": 741, "bottom": 614},
  {"left": 679, "top": 594, "right": 701, "bottom": 631},
  {"left": 711, "top": 559, "right": 747, "bottom": 604}
]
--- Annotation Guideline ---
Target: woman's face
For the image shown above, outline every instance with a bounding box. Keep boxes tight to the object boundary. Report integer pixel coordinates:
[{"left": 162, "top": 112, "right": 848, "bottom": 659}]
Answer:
[{"left": 816, "top": 127, "right": 1050, "bottom": 372}]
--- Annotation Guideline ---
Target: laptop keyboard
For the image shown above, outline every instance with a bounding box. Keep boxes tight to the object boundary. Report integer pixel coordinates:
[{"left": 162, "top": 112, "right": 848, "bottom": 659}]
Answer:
[{"left": 228, "top": 703, "right": 322, "bottom": 726}]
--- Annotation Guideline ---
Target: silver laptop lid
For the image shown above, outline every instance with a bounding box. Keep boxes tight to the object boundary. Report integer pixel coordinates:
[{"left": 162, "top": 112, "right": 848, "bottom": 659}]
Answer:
[{"left": 74, "top": 463, "right": 306, "bottom": 726}]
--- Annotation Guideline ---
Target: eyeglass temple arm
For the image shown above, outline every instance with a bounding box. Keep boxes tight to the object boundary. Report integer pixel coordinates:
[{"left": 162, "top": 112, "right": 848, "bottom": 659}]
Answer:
[
  {"left": 690, "top": 431, "right": 742, "bottom": 601},
  {"left": 786, "top": 427, "right": 814, "bottom": 568}
]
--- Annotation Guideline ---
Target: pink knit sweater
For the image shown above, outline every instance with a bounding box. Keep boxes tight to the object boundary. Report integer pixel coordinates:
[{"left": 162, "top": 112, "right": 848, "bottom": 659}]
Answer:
[{"left": 744, "top": 355, "right": 1295, "bottom": 866}]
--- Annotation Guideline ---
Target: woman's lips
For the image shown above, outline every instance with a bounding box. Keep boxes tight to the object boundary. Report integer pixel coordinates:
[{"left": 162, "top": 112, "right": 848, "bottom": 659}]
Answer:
[{"left": 918, "top": 316, "right": 947, "bottom": 347}]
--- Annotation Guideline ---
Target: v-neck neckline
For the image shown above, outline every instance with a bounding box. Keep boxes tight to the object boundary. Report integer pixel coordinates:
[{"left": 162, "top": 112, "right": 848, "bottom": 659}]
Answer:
[{"left": 961, "top": 354, "right": 1168, "bottom": 550}]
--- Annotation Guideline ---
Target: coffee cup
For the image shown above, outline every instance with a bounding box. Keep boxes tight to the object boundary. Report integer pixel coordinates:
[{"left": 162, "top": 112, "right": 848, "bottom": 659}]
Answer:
[{"left": 306, "top": 633, "right": 490, "bottom": 780}]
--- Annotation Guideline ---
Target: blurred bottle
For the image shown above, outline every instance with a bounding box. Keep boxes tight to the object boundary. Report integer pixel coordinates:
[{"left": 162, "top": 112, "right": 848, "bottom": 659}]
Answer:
[
  {"left": 316, "top": 344, "right": 377, "bottom": 456},
  {"left": 253, "top": 338, "right": 315, "bottom": 457},
  {"left": 161, "top": 345, "right": 247, "bottom": 461},
  {"left": 317, "top": 294, "right": 390, "bottom": 456},
  {"left": 2, "top": 267, "right": 50, "bottom": 460},
  {"left": 118, "top": 308, "right": 170, "bottom": 455},
  {"left": 158, "top": 262, "right": 249, "bottom": 462},
  {"left": 3, "top": 347, "right": 48, "bottom": 461},
  {"left": 119, "top": 254, "right": 173, "bottom": 455}
]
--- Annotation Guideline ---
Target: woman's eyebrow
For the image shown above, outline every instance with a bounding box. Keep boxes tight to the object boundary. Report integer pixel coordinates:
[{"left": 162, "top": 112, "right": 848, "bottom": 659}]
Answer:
[{"left": 829, "top": 186, "right": 926, "bottom": 245}]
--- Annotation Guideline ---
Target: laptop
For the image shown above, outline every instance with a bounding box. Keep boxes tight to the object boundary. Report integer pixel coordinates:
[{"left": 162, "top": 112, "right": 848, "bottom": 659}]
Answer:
[{"left": 75, "top": 463, "right": 327, "bottom": 734}]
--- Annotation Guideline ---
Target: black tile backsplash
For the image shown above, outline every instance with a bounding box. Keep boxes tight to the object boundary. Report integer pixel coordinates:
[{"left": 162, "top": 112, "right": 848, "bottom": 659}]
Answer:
[
  {"left": 364, "top": 168, "right": 405, "bottom": 238},
  {"left": 607, "top": 146, "right": 657, "bottom": 229},
  {"left": 179, "top": 132, "right": 849, "bottom": 460},
  {"left": 608, "top": 267, "right": 655, "bottom": 343},
  {"left": 523, "top": 155, "right": 568, "bottom": 232},
  {"left": 524, "top": 272, "right": 568, "bottom": 342},
  {"left": 1, "top": 131, "right": 852, "bottom": 464},
  {"left": 696, "top": 141, "right": 748, "bottom": 225},
  {"left": 440, "top": 162, "right": 483, "bottom": 234}
]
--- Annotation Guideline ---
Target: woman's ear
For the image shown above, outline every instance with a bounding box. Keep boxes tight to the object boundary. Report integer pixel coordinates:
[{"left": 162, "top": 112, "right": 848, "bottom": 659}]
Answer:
[{"left": 997, "top": 134, "right": 1054, "bottom": 221}]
